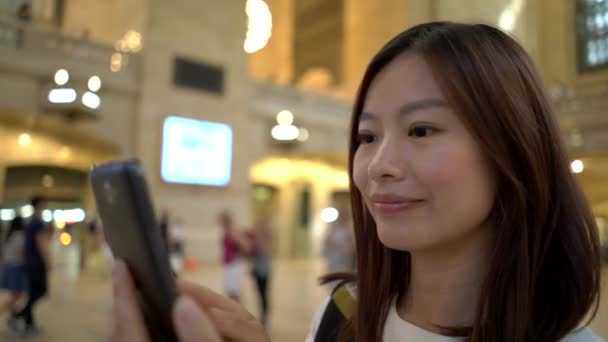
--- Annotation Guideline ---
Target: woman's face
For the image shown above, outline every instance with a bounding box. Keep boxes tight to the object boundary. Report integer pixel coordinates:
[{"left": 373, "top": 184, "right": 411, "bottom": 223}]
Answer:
[{"left": 353, "top": 54, "right": 496, "bottom": 253}]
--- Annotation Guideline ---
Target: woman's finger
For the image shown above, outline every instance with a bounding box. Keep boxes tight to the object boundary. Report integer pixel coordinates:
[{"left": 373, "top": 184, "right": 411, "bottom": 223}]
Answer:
[
  {"left": 206, "top": 307, "right": 270, "bottom": 342},
  {"left": 177, "top": 280, "right": 250, "bottom": 316},
  {"left": 107, "top": 260, "right": 149, "bottom": 342},
  {"left": 177, "top": 280, "right": 270, "bottom": 341},
  {"left": 173, "top": 296, "right": 222, "bottom": 342}
]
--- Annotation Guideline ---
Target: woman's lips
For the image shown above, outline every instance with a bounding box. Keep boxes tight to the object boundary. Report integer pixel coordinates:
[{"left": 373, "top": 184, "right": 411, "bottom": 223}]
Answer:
[
  {"left": 372, "top": 200, "right": 425, "bottom": 213},
  {"left": 369, "top": 194, "right": 425, "bottom": 213}
]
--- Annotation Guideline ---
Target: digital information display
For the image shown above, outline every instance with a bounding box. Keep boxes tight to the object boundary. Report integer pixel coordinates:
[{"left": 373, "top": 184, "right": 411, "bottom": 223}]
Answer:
[{"left": 161, "top": 116, "right": 233, "bottom": 187}]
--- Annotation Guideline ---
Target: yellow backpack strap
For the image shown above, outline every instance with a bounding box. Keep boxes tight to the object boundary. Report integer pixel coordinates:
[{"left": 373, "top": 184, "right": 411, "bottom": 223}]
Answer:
[
  {"left": 331, "top": 283, "right": 356, "bottom": 319},
  {"left": 315, "top": 280, "right": 356, "bottom": 342}
]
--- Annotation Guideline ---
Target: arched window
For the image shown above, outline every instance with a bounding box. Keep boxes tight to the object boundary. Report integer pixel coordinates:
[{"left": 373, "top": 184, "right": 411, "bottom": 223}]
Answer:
[
  {"left": 294, "top": 0, "right": 344, "bottom": 86},
  {"left": 577, "top": 0, "right": 608, "bottom": 72}
]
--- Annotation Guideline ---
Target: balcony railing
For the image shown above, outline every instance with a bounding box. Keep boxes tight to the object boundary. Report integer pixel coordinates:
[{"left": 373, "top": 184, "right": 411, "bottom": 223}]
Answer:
[{"left": 0, "top": 16, "right": 138, "bottom": 76}]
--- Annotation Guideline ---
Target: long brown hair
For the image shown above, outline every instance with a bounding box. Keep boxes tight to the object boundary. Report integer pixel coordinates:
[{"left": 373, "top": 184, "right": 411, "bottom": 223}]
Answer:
[{"left": 344, "top": 22, "right": 601, "bottom": 342}]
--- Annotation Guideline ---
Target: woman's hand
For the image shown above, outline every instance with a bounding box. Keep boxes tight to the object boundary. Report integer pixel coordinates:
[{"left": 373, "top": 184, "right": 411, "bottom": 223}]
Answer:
[{"left": 109, "top": 260, "right": 270, "bottom": 342}]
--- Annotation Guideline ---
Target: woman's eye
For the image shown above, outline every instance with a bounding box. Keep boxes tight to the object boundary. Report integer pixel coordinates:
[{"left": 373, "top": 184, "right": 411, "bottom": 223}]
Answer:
[
  {"left": 408, "top": 126, "right": 435, "bottom": 138},
  {"left": 356, "top": 132, "right": 376, "bottom": 144}
]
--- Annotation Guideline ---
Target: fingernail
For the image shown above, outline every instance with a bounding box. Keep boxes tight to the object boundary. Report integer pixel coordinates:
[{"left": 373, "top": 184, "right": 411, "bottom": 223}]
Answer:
[{"left": 176, "top": 296, "right": 202, "bottom": 324}]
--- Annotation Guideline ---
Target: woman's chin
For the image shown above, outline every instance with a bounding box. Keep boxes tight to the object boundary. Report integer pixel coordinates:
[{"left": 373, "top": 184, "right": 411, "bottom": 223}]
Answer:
[{"left": 376, "top": 223, "right": 435, "bottom": 252}]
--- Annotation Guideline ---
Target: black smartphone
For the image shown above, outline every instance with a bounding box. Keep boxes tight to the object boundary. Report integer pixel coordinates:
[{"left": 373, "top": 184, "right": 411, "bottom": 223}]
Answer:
[{"left": 90, "top": 159, "right": 177, "bottom": 342}]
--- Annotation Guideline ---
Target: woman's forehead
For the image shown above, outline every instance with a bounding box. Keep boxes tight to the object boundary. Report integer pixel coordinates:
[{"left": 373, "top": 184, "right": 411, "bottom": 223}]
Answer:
[{"left": 363, "top": 55, "right": 446, "bottom": 113}]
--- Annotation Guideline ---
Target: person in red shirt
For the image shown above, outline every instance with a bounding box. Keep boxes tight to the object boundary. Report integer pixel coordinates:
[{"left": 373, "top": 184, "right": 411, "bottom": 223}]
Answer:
[{"left": 218, "top": 211, "right": 249, "bottom": 303}]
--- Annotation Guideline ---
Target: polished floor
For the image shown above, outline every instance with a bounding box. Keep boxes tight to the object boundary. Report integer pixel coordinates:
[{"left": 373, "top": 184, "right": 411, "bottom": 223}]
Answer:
[
  {"left": 0, "top": 258, "right": 329, "bottom": 342},
  {"left": 0, "top": 259, "right": 606, "bottom": 341}
]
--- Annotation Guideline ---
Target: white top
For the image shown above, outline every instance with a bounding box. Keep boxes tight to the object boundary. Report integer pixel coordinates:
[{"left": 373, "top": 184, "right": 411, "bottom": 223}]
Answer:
[
  {"left": 306, "top": 297, "right": 604, "bottom": 342},
  {"left": 2, "top": 232, "right": 24, "bottom": 265},
  {"left": 170, "top": 224, "right": 185, "bottom": 241}
]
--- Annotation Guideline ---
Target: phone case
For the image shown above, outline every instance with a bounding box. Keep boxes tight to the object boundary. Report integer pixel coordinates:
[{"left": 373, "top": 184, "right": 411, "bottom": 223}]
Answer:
[{"left": 90, "top": 160, "right": 177, "bottom": 342}]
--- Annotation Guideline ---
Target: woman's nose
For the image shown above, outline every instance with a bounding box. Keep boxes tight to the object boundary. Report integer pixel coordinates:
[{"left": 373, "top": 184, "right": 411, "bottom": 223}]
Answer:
[{"left": 368, "top": 139, "right": 407, "bottom": 182}]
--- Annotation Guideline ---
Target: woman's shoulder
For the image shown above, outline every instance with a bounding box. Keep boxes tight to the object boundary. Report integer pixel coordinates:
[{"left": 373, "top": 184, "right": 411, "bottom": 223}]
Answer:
[
  {"left": 305, "top": 281, "right": 357, "bottom": 342},
  {"left": 561, "top": 328, "right": 604, "bottom": 342},
  {"left": 306, "top": 297, "right": 331, "bottom": 342}
]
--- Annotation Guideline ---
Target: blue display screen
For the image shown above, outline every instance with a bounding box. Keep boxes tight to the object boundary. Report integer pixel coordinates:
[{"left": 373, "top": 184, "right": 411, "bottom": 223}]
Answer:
[{"left": 161, "top": 116, "right": 233, "bottom": 187}]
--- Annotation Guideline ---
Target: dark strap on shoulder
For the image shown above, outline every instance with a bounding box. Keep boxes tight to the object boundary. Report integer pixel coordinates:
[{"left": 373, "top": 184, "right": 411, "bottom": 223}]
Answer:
[{"left": 314, "top": 280, "right": 356, "bottom": 342}]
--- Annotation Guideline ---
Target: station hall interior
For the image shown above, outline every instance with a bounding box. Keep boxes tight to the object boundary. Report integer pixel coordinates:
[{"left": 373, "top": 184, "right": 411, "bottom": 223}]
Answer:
[{"left": 0, "top": 0, "right": 606, "bottom": 340}]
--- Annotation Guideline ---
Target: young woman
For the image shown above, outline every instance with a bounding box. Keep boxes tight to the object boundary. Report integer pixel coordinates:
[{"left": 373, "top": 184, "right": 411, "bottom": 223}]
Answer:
[
  {"left": 247, "top": 214, "right": 276, "bottom": 328},
  {"left": 0, "top": 216, "right": 27, "bottom": 317},
  {"left": 219, "top": 211, "right": 249, "bottom": 303},
  {"left": 108, "top": 22, "right": 603, "bottom": 342}
]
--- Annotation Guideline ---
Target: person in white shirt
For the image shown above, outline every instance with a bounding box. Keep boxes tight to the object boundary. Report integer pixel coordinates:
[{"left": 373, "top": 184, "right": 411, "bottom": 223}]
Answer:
[
  {"left": 322, "top": 208, "right": 355, "bottom": 275},
  {"left": 106, "top": 22, "right": 604, "bottom": 342}
]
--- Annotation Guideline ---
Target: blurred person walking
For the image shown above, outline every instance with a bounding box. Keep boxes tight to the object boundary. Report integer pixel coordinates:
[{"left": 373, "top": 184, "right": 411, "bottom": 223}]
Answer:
[
  {"left": 0, "top": 219, "right": 5, "bottom": 262},
  {"left": 169, "top": 218, "right": 186, "bottom": 274},
  {"left": 322, "top": 208, "right": 355, "bottom": 274},
  {"left": 17, "top": 3, "right": 31, "bottom": 22},
  {"left": 16, "top": 2, "right": 31, "bottom": 48},
  {"left": 0, "top": 216, "right": 27, "bottom": 317},
  {"left": 8, "top": 197, "right": 50, "bottom": 336},
  {"left": 219, "top": 211, "right": 248, "bottom": 303},
  {"left": 247, "top": 214, "right": 275, "bottom": 328}
]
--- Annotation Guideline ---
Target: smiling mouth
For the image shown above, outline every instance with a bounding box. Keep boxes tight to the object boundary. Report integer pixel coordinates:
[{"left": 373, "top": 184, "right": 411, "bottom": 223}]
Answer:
[{"left": 371, "top": 200, "right": 425, "bottom": 213}]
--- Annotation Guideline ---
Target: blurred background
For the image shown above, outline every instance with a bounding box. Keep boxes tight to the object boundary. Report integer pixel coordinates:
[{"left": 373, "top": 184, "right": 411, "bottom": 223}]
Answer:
[{"left": 0, "top": 0, "right": 606, "bottom": 341}]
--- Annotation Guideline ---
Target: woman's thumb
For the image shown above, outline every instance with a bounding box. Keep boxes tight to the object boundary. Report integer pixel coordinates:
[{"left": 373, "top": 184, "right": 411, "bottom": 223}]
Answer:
[{"left": 173, "top": 296, "right": 222, "bottom": 342}]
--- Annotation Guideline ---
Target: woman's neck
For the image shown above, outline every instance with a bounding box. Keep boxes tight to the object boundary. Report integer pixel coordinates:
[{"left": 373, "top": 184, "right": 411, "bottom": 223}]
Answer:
[{"left": 397, "top": 226, "right": 493, "bottom": 334}]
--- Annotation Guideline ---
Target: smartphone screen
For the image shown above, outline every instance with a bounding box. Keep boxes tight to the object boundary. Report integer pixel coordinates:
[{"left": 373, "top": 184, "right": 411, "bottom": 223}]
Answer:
[{"left": 90, "top": 160, "right": 178, "bottom": 341}]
